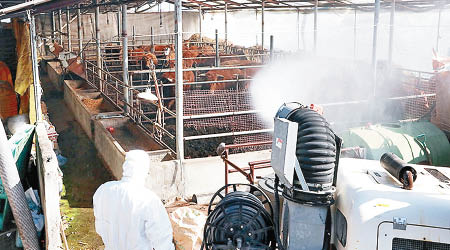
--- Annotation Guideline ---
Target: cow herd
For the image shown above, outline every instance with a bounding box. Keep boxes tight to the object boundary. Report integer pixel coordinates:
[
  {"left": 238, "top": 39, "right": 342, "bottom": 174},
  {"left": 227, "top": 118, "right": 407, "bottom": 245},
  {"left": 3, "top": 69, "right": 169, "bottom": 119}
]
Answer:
[{"left": 103, "top": 39, "right": 263, "bottom": 109}]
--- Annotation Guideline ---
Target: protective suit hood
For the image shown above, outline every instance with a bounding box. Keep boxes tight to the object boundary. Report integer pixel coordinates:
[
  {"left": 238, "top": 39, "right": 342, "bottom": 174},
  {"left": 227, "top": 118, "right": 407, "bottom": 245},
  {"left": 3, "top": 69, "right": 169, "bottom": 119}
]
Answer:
[{"left": 122, "top": 150, "right": 150, "bottom": 185}]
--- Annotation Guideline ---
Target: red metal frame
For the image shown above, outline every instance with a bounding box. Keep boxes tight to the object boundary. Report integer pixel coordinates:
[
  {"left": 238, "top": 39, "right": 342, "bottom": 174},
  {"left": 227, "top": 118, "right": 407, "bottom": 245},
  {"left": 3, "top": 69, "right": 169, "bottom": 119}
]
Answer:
[{"left": 219, "top": 141, "right": 272, "bottom": 193}]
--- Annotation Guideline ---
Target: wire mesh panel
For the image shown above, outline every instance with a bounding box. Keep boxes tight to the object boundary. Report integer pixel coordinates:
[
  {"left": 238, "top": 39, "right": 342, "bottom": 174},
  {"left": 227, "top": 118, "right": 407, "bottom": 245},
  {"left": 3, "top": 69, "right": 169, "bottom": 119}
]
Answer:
[
  {"left": 400, "top": 71, "right": 437, "bottom": 120},
  {"left": 229, "top": 114, "right": 271, "bottom": 152},
  {"left": 392, "top": 238, "right": 450, "bottom": 250},
  {"left": 184, "top": 89, "right": 253, "bottom": 116},
  {"left": 184, "top": 89, "right": 271, "bottom": 154}
]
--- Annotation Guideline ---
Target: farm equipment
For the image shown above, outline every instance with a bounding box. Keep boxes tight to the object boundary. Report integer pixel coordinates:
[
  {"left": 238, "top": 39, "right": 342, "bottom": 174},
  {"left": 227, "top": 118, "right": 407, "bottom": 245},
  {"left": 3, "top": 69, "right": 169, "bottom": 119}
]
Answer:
[{"left": 204, "top": 102, "right": 450, "bottom": 250}]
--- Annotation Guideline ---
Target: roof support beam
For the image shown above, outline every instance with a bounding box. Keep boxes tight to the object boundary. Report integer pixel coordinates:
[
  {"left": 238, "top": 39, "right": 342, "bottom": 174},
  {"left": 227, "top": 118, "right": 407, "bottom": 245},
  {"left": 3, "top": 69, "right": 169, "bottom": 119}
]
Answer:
[
  {"left": 388, "top": 0, "right": 395, "bottom": 66},
  {"left": 372, "top": 0, "right": 380, "bottom": 96},
  {"left": 175, "top": 0, "right": 184, "bottom": 160}
]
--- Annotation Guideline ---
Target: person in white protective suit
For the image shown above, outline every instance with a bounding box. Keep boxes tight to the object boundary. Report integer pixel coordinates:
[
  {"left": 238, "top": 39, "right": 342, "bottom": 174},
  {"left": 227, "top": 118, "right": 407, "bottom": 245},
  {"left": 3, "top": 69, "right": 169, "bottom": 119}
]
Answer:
[{"left": 93, "top": 150, "right": 175, "bottom": 250}]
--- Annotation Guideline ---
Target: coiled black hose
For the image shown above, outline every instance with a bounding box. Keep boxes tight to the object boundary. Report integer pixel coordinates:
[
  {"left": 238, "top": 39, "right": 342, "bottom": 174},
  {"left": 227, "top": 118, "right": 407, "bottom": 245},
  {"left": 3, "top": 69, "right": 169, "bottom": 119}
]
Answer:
[
  {"left": 202, "top": 185, "right": 276, "bottom": 250},
  {"left": 286, "top": 108, "right": 337, "bottom": 191}
]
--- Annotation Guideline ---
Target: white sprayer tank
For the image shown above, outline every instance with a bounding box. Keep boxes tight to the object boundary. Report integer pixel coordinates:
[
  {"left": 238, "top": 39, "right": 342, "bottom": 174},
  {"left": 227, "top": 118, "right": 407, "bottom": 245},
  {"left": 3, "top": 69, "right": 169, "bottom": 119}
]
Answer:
[{"left": 333, "top": 158, "right": 450, "bottom": 250}]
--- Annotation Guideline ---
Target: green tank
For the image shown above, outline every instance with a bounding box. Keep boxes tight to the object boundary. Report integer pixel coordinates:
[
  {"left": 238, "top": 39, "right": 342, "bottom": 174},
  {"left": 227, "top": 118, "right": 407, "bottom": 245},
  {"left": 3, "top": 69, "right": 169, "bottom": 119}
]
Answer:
[{"left": 339, "top": 122, "right": 450, "bottom": 166}]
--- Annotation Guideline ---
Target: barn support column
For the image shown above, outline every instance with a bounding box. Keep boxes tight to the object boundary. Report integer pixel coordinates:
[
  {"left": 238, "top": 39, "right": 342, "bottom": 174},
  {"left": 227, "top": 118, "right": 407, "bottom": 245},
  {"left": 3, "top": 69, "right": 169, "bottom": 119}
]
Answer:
[
  {"left": 314, "top": 0, "right": 318, "bottom": 54},
  {"left": 132, "top": 26, "right": 136, "bottom": 45},
  {"left": 51, "top": 11, "right": 55, "bottom": 43},
  {"left": 77, "top": 4, "right": 82, "bottom": 58},
  {"left": 215, "top": 29, "right": 219, "bottom": 66},
  {"left": 122, "top": 4, "right": 129, "bottom": 114},
  {"left": 199, "top": 6, "right": 202, "bottom": 43},
  {"left": 151, "top": 27, "right": 154, "bottom": 52},
  {"left": 58, "top": 9, "right": 62, "bottom": 44},
  {"left": 225, "top": 3, "right": 228, "bottom": 52},
  {"left": 175, "top": 0, "right": 184, "bottom": 160},
  {"left": 66, "top": 7, "right": 71, "bottom": 52},
  {"left": 95, "top": 0, "right": 102, "bottom": 91},
  {"left": 117, "top": 5, "right": 121, "bottom": 40},
  {"left": 261, "top": 0, "right": 265, "bottom": 51},
  {"left": 270, "top": 35, "right": 274, "bottom": 61},
  {"left": 436, "top": 8, "right": 442, "bottom": 52},
  {"left": 30, "top": 14, "right": 42, "bottom": 122},
  {"left": 388, "top": 0, "right": 396, "bottom": 66},
  {"left": 353, "top": 8, "right": 357, "bottom": 59},
  {"left": 372, "top": 0, "right": 380, "bottom": 95},
  {"left": 297, "top": 9, "right": 300, "bottom": 51}
]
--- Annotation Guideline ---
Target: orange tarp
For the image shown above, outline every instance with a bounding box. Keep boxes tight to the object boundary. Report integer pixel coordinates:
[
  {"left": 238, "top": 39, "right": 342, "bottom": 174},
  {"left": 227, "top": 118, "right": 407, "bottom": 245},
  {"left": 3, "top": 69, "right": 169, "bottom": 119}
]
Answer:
[{"left": 0, "top": 61, "right": 13, "bottom": 87}]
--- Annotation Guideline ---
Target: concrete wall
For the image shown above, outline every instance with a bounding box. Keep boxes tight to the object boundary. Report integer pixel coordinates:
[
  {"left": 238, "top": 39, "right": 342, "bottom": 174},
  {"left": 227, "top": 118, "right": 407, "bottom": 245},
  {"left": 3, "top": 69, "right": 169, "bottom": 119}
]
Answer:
[
  {"left": 182, "top": 150, "right": 273, "bottom": 203},
  {"left": 46, "top": 61, "right": 63, "bottom": 91},
  {"left": 63, "top": 80, "right": 96, "bottom": 139},
  {"left": 36, "top": 122, "right": 63, "bottom": 250},
  {"left": 37, "top": 11, "right": 200, "bottom": 44}
]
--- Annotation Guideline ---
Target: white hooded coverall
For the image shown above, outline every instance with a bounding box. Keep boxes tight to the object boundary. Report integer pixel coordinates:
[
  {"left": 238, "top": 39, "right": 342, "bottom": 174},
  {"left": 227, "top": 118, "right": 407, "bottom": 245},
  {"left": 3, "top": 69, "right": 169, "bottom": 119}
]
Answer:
[{"left": 93, "top": 150, "right": 175, "bottom": 250}]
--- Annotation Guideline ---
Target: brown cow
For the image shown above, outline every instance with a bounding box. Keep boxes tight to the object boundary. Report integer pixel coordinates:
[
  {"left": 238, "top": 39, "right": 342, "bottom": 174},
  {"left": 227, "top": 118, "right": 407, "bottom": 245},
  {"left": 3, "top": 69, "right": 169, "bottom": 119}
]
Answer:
[
  {"left": 205, "top": 68, "right": 243, "bottom": 91},
  {"left": 161, "top": 71, "right": 195, "bottom": 108},
  {"left": 129, "top": 48, "right": 158, "bottom": 68}
]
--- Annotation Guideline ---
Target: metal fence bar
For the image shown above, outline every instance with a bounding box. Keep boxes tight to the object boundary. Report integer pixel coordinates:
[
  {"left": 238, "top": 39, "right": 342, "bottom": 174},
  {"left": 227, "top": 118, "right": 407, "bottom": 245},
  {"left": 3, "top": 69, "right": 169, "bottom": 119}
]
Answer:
[{"left": 184, "top": 129, "right": 273, "bottom": 141}]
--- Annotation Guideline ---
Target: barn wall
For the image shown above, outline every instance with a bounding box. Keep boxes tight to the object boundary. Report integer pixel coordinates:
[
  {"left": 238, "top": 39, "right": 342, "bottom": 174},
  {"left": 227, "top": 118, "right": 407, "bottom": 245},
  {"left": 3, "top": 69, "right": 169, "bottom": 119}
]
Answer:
[
  {"left": 202, "top": 9, "right": 450, "bottom": 72},
  {"left": 37, "top": 11, "right": 199, "bottom": 43}
]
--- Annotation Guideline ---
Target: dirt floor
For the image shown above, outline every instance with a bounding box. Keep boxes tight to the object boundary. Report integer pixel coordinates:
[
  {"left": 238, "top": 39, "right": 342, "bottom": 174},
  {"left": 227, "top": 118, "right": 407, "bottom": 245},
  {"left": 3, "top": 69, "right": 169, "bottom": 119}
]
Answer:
[{"left": 41, "top": 74, "right": 113, "bottom": 250}]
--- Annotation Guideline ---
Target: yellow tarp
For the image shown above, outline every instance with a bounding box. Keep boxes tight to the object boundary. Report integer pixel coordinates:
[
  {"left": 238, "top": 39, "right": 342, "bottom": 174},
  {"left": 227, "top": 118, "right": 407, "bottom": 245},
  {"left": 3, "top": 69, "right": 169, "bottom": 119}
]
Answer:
[{"left": 12, "top": 19, "right": 32, "bottom": 115}]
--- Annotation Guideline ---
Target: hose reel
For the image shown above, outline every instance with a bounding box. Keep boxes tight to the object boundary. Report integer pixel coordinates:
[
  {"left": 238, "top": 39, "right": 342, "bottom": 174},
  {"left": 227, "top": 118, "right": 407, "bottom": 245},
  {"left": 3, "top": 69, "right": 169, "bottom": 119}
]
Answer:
[{"left": 202, "top": 184, "right": 276, "bottom": 250}]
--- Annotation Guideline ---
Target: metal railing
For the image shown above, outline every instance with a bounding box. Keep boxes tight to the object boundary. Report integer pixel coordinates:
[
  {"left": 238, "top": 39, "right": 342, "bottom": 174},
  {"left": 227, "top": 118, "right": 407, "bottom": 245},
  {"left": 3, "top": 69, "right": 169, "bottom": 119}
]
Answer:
[
  {"left": 84, "top": 59, "right": 177, "bottom": 153},
  {"left": 216, "top": 141, "right": 273, "bottom": 194}
]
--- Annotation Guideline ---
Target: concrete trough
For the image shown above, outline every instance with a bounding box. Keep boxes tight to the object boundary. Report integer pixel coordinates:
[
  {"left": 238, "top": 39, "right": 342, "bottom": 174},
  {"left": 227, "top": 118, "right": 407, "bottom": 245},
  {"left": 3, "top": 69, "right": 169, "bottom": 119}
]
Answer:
[
  {"left": 93, "top": 118, "right": 175, "bottom": 185},
  {"left": 46, "top": 61, "right": 64, "bottom": 91},
  {"left": 64, "top": 79, "right": 118, "bottom": 139}
]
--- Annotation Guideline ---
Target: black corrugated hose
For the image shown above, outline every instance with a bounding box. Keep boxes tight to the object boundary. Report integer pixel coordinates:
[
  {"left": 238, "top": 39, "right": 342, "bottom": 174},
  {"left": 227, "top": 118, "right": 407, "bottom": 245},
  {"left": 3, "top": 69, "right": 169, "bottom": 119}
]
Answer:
[{"left": 286, "top": 108, "right": 337, "bottom": 191}]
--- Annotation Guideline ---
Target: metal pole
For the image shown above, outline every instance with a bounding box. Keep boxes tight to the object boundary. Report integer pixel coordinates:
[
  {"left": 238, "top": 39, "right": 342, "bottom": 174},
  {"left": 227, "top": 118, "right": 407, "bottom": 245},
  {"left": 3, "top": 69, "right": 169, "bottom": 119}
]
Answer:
[
  {"left": 30, "top": 14, "right": 42, "bottom": 122},
  {"left": 199, "top": 6, "right": 202, "bottom": 43},
  {"left": 175, "top": 0, "right": 184, "bottom": 160},
  {"left": 388, "top": 0, "right": 395, "bottom": 66},
  {"left": 77, "top": 4, "right": 82, "bottom": 58},
  {"left": 132, "top": 26, "right": 136, "bottom": 45},
  {"left": 151, "top": 27, "right": 154, "bottom": 53},
  {"left": 66, "top": 7, "right": 71, "bottom": 52},
  {"left": 372, "top": 0, "right": 380, "bottom": 95},
  {"left": 117, "top": 5, "right": 121, "bottom": 40},
  {"left": 255, "top": 10, "right": 258, "bottom": 46},
  {"left": 215, "top": 29, "right": 220, "bottom": 66},
  {"left": 122, "top": 4, "right": 129, "bottom": 114},
  {"left": 353, "top": 8, "right": 357, "bottom": 59},
  {"left": 95, "top": 0, "right": 102, "bottom": 91},
  {"left": 58, "top": 9, "right": 62, "bottom": 44},
  {"left": 314, "top": 0, "right": 318, "bottom": 54},
  {"left": 270, "top": 35, "right": 274, "bottom": 61},
  {"left": 51, "top": 11, "right": 55, "bottom": 42},
  {"left": 297, "top": 9, "right": 300, "bottom": 51},
  {"left": 261, "top": 0, "right": 265, "bottom": 50},
  {"left": 225, "top": 3, "right": 228, "bottom": 52},
  {"left": 436, "top": 8, "right": 442, "bottom": 52}
]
